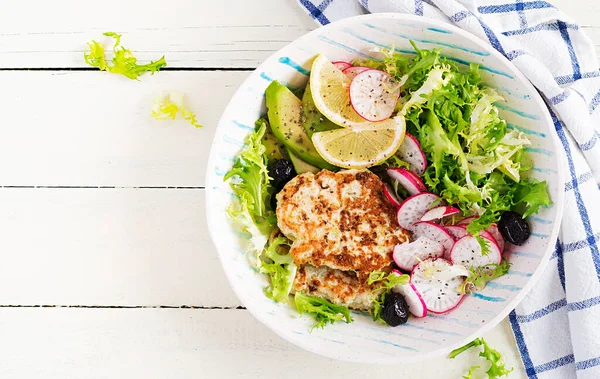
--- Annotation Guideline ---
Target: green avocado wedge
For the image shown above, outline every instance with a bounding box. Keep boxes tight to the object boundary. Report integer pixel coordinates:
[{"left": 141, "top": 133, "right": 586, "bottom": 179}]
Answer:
[
  {"left": 257, "top": 119, "right": 286, "bottom": 161},
  {"left": 301, "top": 83, "right": 339, "bottom": 139},
  {"left": 286, "top": 147, "right": 320, "bottom": 174},
  {"left": 265, "top": 81, "right": 336, "bottom": 170}
]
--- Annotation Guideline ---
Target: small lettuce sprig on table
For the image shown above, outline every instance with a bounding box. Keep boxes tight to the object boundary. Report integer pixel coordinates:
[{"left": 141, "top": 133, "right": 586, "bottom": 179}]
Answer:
[
  {"left": 152, "top": 91, "right": 202, "bottom": 128},
  {"left": 359, "top": 43, "right": 552, "bottom": 250},
  {"left": 449, "top": 337, "right": 514, "bottom": 379},
  {"left": 84, "top": 32, "right": 167, "bottom": 79}
]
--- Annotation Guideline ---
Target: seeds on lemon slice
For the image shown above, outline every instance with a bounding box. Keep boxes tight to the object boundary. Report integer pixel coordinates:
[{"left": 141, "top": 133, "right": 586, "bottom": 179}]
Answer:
[
  {"left": 310, "top": 54, "right": 368, "bottom": 127},
  {"left": 312, "top": 115, "right": 406, "bottom": 169}
]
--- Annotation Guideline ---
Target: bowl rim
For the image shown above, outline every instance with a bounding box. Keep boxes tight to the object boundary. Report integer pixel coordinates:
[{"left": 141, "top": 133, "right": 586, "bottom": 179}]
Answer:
[{"left": 205, "top": 12, "right": 566, "bottom": 364}]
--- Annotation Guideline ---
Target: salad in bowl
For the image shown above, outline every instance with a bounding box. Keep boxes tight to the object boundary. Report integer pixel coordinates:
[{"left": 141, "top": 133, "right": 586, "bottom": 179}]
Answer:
[{"left": 207, "top": 13, "right": 564, "bottom": 363}]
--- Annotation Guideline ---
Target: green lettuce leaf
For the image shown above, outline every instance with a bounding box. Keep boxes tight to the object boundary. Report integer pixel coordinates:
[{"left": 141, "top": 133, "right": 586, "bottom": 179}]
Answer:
[
  {"left": 514, "top": 179, "right": 553, "bottom": 217},
  {"left": 259, "top": 236, "right": 297, "bottom": 302},
  {"left": 84, "top": 32, "right": 167, "bottom": 80},
  {"left": 458, "top": 259, "right": 511, "bottom": 294},
  {"left": 295, "top": 293, "right": 353, "bottom": 330},
  {"left": 449, "top": 338, "right": 513, "bottom": 379},
  {"left": 151, "top": 91, "right": 202, "bottom": 128},
  {"left": 225, "top": 120, "right": 276, "bottom": 263}
]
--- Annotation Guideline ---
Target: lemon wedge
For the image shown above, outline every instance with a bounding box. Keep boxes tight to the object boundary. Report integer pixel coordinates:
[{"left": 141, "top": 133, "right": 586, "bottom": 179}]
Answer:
[
  {"left": 312, "top": 115, "right": 406, "bottom": 168},
  {"left": 309, "top": 54, "right": 368, "bottom": 127}
]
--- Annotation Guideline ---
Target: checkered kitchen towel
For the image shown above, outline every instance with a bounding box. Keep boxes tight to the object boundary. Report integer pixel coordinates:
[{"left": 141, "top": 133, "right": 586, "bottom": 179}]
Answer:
[{"left": 296, "top": 1, "right": 600, "bottom": 378}]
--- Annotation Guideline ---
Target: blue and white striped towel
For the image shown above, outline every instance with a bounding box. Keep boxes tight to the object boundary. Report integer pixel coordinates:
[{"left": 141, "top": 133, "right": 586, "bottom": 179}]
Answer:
[{"left": 297, "top": 1, "right": 600, "bottom": 377}]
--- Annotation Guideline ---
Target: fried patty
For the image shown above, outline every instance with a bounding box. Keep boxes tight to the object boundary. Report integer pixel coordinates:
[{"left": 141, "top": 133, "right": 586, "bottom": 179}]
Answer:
[
  {"left": 276, "top": 170, "right": 409, "bottom": 276},
  {"left": 293, "top": 264, "right": 386, "bottom": 310}
]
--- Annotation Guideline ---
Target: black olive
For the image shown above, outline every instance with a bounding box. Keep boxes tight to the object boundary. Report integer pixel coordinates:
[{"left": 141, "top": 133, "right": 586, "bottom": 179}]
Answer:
[
  {"left": 498, "top": 211, "right": 531, "bottom": 245},
  {"left": 381, "top": 292, "right": 410, "bottom": 327},
  {"left": 269, "top": 159, "right": 296, "bottom": 192}
]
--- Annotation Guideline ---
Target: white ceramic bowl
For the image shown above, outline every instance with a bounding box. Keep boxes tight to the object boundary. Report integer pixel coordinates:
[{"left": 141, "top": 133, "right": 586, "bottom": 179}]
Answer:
[{"left": 206, "top": 13, "right": 565, "bottom": 364}]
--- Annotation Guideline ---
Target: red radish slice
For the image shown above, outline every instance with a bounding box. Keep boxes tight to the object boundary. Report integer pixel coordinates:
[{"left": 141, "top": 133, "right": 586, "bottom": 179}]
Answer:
[
  {"left": 396, "top": 133, "right": 428, "bottom": 175},
  {"left": 393, "top": 282, "right": 428, "bottom": 318},
  {"left": 383, "top": 183, "right": 401, "bottom": 207},
  {"left": 450, "top": 234, "right": 502, "bottom": 268},
  {"left": 393, "top": 237, "right": 444, "bottom": 271},
  {"left": 332, "top": 61, "right": 352, "bottom": 71},
  {"left": 487, "top": 223, "right": 505, "bottom": 252},
  {"left": 349, "top": 69, "right": 401, "bottom": 122},
  {"left": 387, "top": 168, "right": 427, "bottom": 196},
  {"left": 457, "top": 216, "right": 477, "bottom": 226},
  {"left": 411, "top": 258, "right": 466, "bottom": 314},
  {"left": 412, "top": 221, "right": 456, "bottom": 255},
  {"left": 396, "top": 192, "right": 441, "bottom": 231},
  {"left": 343, "top": 66, "right": 370, "bottom": 80},
  {"left": 420, "top": 206, "right": 461, "bottom": 223},
  {"left": 445, "top": 225, "right": 468, "bottom": 240}
]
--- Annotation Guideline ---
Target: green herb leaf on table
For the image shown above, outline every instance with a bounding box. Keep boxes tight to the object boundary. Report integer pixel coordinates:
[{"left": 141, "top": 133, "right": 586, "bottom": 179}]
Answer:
[
  {"left": 295, "top": 293, "right": 353, "bottom": 331},
  {"left": 462, "top": 366, "right": 480, "bottom": 379},
  {"left": 151, "top": 91, "right": 202, "bottom": 128},
  {"left": 84, "top": 32, "right": 167, "bottom": 80},
  {"left": 449, "top": 337, "right": 513, "bottom": 379}
]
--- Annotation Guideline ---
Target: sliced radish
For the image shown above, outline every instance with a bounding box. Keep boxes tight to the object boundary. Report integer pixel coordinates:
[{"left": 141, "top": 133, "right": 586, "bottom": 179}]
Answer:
[
  {"left": 349, "top": 69, "right": 401, "bottom": 122},
  {"left": 343, "top": 66, "right": 370, "bottom": 80},
  {"left": 457, "top": 216, "right": 477, "bottom": 226},
  {"left": 445, "top": 225, "right": 468, "bottom": 240},
  {"left": 487, "top": 223, "right": 505, "bottom": 253},
  {"left": 420, "top": 206, "right": 461, "bottom": 223},
  {"left": 393, "top": 281, "right": 428, "bottom": 318},
  {"left": 387, "top": 168, "right": 427, "bottom": 196},
  {"left": 396, "top": 192, "right": 441, "bottom": 231},
  {"left": 332, "top": 61, "right": 352, "bottom": 71},
  {"left": 411, "top": 258, "right": 466, "bottom": 314},
  {"left": 450, "top": 234, "right": 502, "bottom": 268},
  {"left": 393, "top": 237, "right": 444, "bottom": 271},
  {"left": 383, "top": 183, "right": 401, "bottom": 207},
  {"left": 396, "top": 133, "right": 428, "bottom": 175},
  {"left": 412, "top": 221, "right": 455, "bottom": 256}
]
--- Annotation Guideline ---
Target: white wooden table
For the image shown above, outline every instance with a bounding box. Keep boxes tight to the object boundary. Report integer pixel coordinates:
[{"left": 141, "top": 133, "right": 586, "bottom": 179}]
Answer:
[{"left": 0, "top": 1, "right": 597, "bottom": 377}]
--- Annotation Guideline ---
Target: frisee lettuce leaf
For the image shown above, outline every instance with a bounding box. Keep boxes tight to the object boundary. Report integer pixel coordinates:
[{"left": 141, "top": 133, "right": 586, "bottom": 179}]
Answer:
[
  {"left": 368, "top": 271, "right": 410, "bottom": 325},
  {"left": 84, "top": 32, "right": 167, "bottom": 80},
  {"left": 225, "top": 120, "right": 276, "bottom": 265},
  {"left": 294, "top": 293, "right": 353, "bottom": 331},
  {"left": 458, "top": 259, "right": 511, "bottom": 294},
  {"left": 449, "top": 338, "right": 513, "bottom": 379},
  {"left": 151, "top": 91, "right": 202, "bottom": 128},
  {"left": 259, "top": 236, "right": 296, "bottom": 302},
  {"left": 365, "top": 43, "right": 552, "bottom": 250},
  {"left": 462, "top": 366, "right": 480, "bottom": 379}
]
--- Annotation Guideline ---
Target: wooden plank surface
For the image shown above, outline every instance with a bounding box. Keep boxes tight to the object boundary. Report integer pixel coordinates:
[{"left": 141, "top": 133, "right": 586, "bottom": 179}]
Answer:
[
  {"left": 0, "top": 308, "right": 526, "bottom": 379},
  {"left": 0, "top": 188, "right": 240, "bottom": 306},
  {"left": 0, "top": 71, "right": 241, "bottom": 187},
  {"left": 0, "top": 0, "right": 597, "bottom": 68},
  {"left": 0, "top": 0, "right": 314, "bottom": 68}
]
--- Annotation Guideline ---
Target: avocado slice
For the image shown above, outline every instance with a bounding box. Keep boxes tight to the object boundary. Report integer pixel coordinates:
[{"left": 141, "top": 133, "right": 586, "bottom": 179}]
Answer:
[
  {"left": 257, "top": 119, "right": 286, "bottom": 161},
  {"left": 287, "top": 147, "right": 320, "bottom": 174},
  {"left": 265, "top": 81, "right": 336, "bottom": 170},
  {"left": 301, "top": 83, "right": 339, "bottom": 139}
]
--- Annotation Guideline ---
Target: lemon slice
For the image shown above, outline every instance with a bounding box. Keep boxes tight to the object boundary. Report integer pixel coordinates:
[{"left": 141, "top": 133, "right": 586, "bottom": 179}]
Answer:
[
  {"left": 310, "top": 54, "right": 368, "bottom": 127},
  {"left": 312, "top": 115, "right": 406, "bottom": 168}
]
